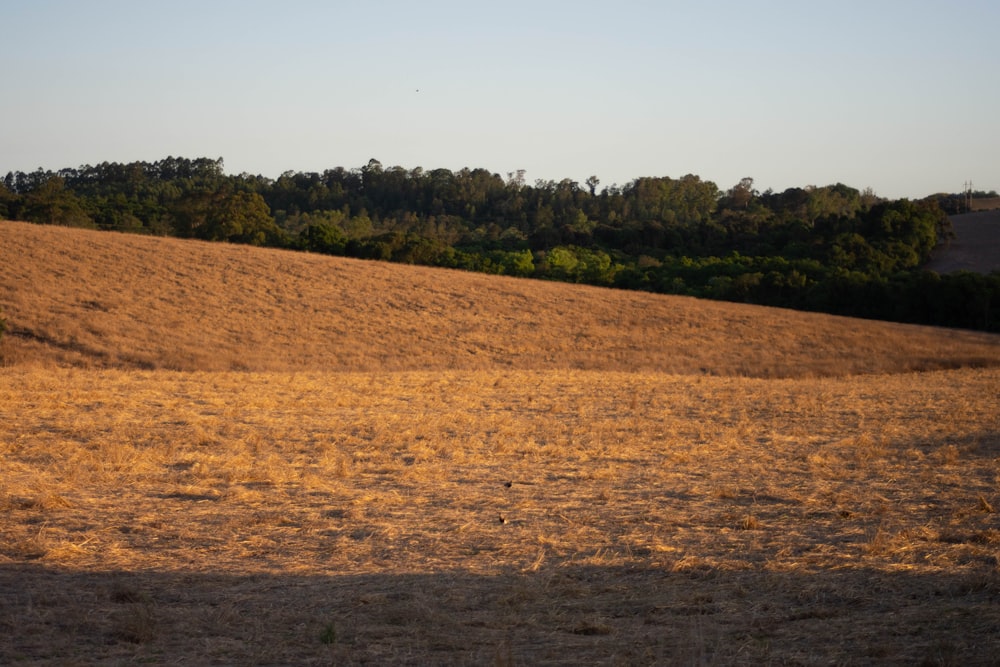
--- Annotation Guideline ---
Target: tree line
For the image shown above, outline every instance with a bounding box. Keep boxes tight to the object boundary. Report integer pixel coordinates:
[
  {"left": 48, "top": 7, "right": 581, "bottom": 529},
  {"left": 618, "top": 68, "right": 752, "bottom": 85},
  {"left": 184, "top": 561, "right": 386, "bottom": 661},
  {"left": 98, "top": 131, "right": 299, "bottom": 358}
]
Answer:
[{"left": 2, "top": 156, "right": 997, "bottom": 332}]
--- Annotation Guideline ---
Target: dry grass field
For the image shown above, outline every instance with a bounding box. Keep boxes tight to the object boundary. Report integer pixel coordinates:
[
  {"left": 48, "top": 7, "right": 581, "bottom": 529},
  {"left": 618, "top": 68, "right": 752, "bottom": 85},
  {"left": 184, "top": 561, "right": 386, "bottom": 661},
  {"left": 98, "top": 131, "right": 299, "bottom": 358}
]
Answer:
[
  {"left": 926, "top": 210, "right": 1000, "bottom": 275},
  {"left": 2, "top": 220, "right": 1000, "bottom": 665},
  {"left": 970, "top": 198, "right": 1000, "bottom": 213},
  {"left": 3, "top": 220, "right": 998, "bottom": 377}
]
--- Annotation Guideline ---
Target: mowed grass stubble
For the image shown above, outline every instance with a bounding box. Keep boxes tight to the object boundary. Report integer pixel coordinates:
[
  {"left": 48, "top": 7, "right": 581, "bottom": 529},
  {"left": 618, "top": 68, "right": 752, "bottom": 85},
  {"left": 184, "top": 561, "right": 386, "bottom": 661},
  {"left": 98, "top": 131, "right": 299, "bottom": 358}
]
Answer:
[{"left": 1, "top": 220, "right": 1000, "bottom": 664}]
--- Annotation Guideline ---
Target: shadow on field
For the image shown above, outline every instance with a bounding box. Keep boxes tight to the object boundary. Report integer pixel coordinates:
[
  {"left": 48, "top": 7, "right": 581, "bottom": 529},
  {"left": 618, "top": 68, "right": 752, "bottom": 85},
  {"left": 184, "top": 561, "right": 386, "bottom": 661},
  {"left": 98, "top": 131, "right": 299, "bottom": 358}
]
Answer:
[{"left": 2, "top": 562, "right": 998, "bottom": 665}]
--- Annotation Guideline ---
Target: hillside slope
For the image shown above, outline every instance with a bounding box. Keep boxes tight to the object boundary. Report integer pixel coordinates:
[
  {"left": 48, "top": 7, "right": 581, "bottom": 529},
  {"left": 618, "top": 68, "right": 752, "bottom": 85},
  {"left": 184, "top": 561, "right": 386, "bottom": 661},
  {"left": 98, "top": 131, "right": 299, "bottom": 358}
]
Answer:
[
  {"left": 926, "top": 210, "right": 1000, "bottom": 274},
  {"left": 2, "top": 220, "right": 999, "bottom": 376}
]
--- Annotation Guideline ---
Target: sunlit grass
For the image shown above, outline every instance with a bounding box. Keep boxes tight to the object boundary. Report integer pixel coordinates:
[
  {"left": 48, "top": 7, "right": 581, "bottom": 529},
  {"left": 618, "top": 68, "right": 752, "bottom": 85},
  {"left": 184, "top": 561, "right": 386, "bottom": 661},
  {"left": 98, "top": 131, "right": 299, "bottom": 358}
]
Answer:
[
  {"left": 1, "top": 221, "right": 999, "bottom": 663},
  {"left": 3, "top": 220, "right": 999, "bottom": 375},
  {"left": 2, "top": 367, "right": 999, "bottom": 662}
]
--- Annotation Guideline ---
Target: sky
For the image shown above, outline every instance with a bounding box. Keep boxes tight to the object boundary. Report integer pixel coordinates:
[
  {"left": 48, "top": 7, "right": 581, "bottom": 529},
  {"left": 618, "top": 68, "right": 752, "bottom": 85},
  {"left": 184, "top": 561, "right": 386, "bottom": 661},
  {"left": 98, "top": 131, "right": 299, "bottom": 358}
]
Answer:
[{"left": 2, "top": 0, "right": 998, "bottom": 199}]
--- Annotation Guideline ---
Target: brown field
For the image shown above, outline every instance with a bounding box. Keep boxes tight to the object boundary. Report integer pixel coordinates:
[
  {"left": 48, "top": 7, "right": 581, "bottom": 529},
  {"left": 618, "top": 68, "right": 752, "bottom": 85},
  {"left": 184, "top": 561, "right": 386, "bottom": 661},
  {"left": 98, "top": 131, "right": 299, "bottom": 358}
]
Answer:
[
  {"left": 2, "top": 220, "right": 1000, "bottom": 665},
  {"left": 3, "top": 220, "right": 999, "bottom": 377},
  {"left": 926, "top": 210, "right": 1000, "bottom": 275},
  {"left": 970, "top": 197, "right": 1000, "bottom": 213}
]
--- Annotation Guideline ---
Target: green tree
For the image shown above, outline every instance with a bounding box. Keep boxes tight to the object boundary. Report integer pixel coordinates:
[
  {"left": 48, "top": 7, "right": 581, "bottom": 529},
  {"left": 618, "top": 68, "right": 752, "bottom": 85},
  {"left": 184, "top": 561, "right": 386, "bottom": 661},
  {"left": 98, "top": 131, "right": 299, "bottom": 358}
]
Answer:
[
  {"left": 0, "top": 180, "right": 18, "bottom": 219},
  {"left": 169, "top": 190, "right": 213, "bottom": 238},
  {"left": 725, "top": 177, "right": 756, "bottom": 210},
  {"left": 544, "top": 246, "right": 580, "bottom": 280},
  {"left": 484, "top": 249, "right": 534, "bottom": 277},
  {"left": 21, "top": 176, "right": 94, "bottom": 227},
  {"left": 202, "top": 191, "right": 279, "bottom": 245},
  {"left": 301, "top": 222, "right": 347, "bottom": 255}
]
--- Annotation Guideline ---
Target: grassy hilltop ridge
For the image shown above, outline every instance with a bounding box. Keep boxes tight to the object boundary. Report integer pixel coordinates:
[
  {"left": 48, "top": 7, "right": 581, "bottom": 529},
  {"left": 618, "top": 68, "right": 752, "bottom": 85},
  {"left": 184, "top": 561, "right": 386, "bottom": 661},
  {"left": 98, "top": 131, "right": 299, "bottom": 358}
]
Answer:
[
  {"left": 1, "top": 220, "right": 1000, "bottom": 664},
  {"left": 2, "top": 219, "right": 999, "bottom": 376}
]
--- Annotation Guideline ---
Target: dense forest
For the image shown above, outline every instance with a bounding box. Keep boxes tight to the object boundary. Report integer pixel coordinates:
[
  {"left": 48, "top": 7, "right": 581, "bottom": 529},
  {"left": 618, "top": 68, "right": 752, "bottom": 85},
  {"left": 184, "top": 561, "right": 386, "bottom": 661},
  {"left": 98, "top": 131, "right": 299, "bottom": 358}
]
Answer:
[{"left": 2, "top": 156, "right": 998, "bottom": 332}]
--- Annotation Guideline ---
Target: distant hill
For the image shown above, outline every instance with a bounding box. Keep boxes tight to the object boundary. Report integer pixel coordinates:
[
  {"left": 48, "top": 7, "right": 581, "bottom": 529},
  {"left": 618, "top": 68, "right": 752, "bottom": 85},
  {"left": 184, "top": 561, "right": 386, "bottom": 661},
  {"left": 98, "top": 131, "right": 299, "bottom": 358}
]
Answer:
[
  {"left": 926, "top": 210, "right": 1000, "bottom": 274},
  {"left": 2, "top": 220, "right": 998, "bottom": 376}
]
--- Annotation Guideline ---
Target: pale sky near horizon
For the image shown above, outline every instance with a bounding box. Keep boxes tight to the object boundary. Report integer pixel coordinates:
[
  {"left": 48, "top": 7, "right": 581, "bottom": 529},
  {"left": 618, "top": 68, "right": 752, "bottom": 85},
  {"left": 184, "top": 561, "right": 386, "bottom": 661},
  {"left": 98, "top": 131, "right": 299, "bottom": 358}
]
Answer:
[{"left": 2, "top": 0, "right": 998, "bottom": 199}]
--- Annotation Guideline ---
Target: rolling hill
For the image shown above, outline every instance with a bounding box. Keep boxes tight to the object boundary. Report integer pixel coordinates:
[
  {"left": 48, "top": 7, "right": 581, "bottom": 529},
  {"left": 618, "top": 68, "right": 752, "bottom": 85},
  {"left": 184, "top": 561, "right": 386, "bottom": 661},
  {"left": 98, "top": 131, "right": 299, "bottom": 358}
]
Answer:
[
  {"left": 3, "top": 219, "right": 1000, "bottom": 664},
  {"left": 2, "top": 220, "right": 999, "bottom": 377}
]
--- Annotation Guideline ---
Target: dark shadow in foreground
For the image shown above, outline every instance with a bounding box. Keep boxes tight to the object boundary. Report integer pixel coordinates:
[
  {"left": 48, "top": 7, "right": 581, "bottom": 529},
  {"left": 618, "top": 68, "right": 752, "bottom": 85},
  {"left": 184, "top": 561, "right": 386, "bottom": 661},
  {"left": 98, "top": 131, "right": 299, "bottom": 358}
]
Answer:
[{"left": 1, "top": 563, "right": 998, "bottom": 665}]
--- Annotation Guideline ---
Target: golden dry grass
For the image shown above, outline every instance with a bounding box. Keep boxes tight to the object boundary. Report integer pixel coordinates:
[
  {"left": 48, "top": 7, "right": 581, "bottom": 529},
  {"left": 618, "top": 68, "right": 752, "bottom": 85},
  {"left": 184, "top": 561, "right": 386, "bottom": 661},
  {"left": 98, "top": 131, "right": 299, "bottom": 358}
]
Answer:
[
  {"left": 2, "top": 220, "right": 1000, "bottom": 664},
  {"left": 3, "top": 220, "right": 999, "bottom": 376}
]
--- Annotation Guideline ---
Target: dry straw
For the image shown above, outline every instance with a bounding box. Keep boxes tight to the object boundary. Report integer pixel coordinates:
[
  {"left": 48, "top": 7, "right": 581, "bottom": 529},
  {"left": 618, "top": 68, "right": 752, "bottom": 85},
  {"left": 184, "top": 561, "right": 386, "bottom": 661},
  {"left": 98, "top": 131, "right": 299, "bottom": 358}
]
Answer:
[{"left": 1, "top": 220, "right": 1000, "bottom": 664}]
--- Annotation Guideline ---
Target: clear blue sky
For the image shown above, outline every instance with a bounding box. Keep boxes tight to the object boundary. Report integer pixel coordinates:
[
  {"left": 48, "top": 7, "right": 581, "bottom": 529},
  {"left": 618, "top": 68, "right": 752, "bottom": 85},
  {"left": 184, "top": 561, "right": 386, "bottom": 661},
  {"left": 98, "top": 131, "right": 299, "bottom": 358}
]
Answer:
[{"left": 2, "top": 0, "right": 998, "bottom": 199}]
